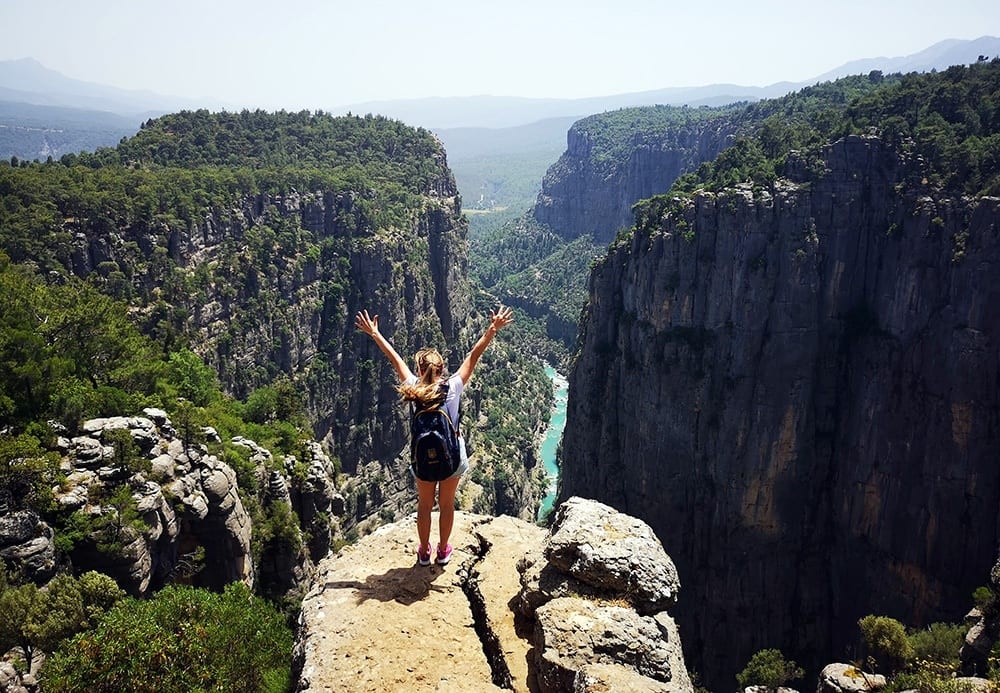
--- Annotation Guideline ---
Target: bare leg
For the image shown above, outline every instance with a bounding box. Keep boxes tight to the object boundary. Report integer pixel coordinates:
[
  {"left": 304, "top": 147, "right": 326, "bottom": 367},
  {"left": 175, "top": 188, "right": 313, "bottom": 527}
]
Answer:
[
  {"left": 437, "top": 476, "right": 461, "bottom": 549},
  {"left": 415, "top": 479, "right": 437, "bottom": 551}
]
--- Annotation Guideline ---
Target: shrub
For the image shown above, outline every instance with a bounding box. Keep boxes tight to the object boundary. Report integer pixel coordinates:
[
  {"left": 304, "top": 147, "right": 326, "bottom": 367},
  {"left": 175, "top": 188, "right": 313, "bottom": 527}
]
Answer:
[
  {"left": 0, "top": 569, "right": 124, "bottom": 671},
  {"left": 973, "top": 585, "right": 996, "bottom": 614},
  {"left": 41, "top": 582, "right": 293, "bottom": 693},
  {"left": 735, "top": 648, "right": 804, "bottom": 691},
  {"left": 908, "top": 622, "right": 965, "bottom": 673},
  {"left": 859, "top": 614, "right": 915, "bottom": 673}
]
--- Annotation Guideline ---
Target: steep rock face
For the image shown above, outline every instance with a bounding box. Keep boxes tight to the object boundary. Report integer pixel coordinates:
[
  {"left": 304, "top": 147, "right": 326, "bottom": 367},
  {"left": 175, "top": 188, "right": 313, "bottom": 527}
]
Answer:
[
  {"left": 293, "top": 497, "right": 691, "bottom": 692},
  {"left": 61, "top": 180, "right": 480, "bottom": 527},
  {"left": 60, "top": 160, "right": 470, "bottom": 468},
  {"left": 0, "top": 510, "right": 57, "bottom": 583},
  {"left": 560, "top": 134, "right": 1000, "bottom": 688},
  {"left": 533, "top": 121, "right": 735, "bottom": 244}
]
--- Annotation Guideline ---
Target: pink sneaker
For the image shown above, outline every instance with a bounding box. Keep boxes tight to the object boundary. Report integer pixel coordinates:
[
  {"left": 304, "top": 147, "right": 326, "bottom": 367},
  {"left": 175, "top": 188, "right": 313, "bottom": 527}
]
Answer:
[
  {"left": 417, "top": 544, "right": 432, "bottom": 566},
  {"left": 435, "top": 543, "right": 453, "bottom": 565}
]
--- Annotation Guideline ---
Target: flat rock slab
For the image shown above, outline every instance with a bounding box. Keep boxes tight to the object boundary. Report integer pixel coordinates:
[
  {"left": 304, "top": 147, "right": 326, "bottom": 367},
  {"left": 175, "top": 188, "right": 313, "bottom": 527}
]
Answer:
[
  {"left": 297, "top": 511, "right": 534, "bottom": 692},
  {"left": 471, "top": 514, "right": 547, "bottom": 691}
]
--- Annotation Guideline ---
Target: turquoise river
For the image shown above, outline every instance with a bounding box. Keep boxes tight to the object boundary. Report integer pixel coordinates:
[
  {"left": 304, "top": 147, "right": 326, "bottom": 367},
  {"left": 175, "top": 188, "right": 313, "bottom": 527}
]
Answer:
[{"left": 537, "top": 364, "right": 568, "bottom": 523}]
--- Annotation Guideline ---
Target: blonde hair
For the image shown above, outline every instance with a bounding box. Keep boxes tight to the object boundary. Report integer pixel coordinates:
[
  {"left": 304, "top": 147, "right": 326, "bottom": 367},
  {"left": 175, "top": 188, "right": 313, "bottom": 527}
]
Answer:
[{"left": 398, "top": 348, "right": 446, "bottom": 407}]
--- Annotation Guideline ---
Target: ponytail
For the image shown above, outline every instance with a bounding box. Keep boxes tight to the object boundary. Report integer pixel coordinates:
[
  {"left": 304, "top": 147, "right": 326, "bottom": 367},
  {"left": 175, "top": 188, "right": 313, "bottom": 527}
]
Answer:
[{"left": 398, "top": 348, "right": 446, "bottom": 408}]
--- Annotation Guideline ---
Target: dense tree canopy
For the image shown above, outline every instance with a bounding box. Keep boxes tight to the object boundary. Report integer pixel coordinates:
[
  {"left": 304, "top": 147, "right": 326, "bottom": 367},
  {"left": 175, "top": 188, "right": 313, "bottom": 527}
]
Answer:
[{"left": 669, "top": 60, "right": 1000, "bottom": 196}]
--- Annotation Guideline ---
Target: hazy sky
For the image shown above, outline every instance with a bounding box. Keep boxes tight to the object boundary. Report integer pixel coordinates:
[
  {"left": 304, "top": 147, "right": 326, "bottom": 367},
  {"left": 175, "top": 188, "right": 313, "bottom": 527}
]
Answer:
[{"left": 1, "top": 0, "right": 997, "bottom": 110}]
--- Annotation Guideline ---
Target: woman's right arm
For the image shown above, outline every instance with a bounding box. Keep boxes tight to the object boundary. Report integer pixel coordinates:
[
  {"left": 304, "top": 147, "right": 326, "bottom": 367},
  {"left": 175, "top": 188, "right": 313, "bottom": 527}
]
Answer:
[{"left": 355, "top": 310, "right": 414, "bottom": 383}]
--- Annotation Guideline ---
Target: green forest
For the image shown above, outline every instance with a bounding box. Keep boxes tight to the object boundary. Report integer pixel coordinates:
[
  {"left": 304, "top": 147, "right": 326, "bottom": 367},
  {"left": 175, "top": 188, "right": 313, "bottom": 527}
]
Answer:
[
  {"left": 670, "top": 61, "right": 1000, "bottom": 199},
  {"left": 2, "top": 59, "right": 999, "bottom": 690},
  {"left": 0, "top": 109, "right": 548, "bottom": 690}
]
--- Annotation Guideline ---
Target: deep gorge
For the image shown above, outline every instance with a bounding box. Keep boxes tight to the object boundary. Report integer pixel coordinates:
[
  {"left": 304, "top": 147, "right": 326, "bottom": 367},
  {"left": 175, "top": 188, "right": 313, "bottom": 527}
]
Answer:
[
  {"left": 3, "top": 58, "right": 1000, "bottom": 693},
  {"left": 558, "top": 131, "right": 1000, "bottom": 688}
]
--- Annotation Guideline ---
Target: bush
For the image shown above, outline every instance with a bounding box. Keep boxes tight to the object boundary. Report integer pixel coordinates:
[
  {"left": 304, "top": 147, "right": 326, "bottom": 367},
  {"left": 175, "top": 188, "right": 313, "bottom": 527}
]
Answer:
[
  {"left": 860, "top": 614, "right": 915, "bottom": 673},
  {"left": 0, "top": 569, "right": 124, "bottom": 671},
  {"left": 41, "top": 582, "right": 293, "bottom": 693},
  {"left": 736, "top": 648, "right": 804, "bottom": 691},
  {"left": 908, "top": 622, "right": 965, "bottom": 673},
  {"left": 973, "top": 585, "right": 996, "bottom": 614}
]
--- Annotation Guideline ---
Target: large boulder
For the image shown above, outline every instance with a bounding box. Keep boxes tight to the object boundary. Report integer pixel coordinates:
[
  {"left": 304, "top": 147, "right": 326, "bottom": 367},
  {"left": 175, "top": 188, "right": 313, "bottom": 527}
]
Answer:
[
  {"left": 815, "top": 663, "right": 886, "bottom": 693},
  {"left": 535, "top": 597, "right": 688, "bottom": 691},
  {"left": 518, "top": 497, "right": 691, "bottom": 692},
  {"left": 543, "top": 496, "right": 680, "bottom": 614}
]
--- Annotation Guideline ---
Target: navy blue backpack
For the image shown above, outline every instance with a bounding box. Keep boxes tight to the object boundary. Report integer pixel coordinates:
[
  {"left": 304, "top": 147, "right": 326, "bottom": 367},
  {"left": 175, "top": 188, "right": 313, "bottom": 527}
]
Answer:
[{"left": 410, "top": 380, "right": 462, "bottom": 482}]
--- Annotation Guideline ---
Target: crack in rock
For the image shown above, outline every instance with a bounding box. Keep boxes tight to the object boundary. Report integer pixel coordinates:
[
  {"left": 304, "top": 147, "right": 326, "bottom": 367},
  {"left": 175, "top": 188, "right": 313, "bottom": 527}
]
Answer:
[{"left": 459, "top": 526, "right": 515, "bottom": 689}]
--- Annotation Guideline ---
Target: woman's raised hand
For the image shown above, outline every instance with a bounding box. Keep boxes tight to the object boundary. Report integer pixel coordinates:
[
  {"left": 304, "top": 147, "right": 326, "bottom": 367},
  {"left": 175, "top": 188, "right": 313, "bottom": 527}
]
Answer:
[
  {"left": 355, "top": 310, "right": 379, "bottom": 337},
  {"left": 489, "top": 304, "right": 514, "bottom": 332}
]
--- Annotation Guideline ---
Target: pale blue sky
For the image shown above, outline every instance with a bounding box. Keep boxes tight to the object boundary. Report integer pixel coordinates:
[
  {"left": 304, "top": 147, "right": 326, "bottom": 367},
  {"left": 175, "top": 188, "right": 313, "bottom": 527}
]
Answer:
[{"left": 1, "top": 0, "right": 996, "bottom": 110}]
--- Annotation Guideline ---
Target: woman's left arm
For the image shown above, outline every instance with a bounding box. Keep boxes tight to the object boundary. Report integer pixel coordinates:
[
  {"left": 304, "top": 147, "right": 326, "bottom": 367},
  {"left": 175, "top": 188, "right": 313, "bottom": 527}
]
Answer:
[
  {"left": 457, "top": 305, "right": 514, "bottom": 384},
  {"left": 355, "top": 310, "right": 414, "bottom": 382}
]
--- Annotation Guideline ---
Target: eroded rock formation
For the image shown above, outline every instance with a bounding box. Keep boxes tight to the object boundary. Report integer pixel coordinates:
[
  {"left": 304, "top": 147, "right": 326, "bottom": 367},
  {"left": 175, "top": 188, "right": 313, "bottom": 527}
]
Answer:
[
  {"left": 293, "top": 496, "right": 691, "bottom": 692},
  {"left": 533, "top": 114, "right": 735, "bottom": 244},
  {"left": 4, "top": 409, "right": 343, "bottom": 598}
]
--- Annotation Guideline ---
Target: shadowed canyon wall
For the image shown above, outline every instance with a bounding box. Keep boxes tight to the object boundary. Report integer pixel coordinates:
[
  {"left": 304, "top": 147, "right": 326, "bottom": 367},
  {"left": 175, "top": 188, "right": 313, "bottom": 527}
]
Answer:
[{"left": 559, "top": 133, "right": 1000, "bottom": 688}]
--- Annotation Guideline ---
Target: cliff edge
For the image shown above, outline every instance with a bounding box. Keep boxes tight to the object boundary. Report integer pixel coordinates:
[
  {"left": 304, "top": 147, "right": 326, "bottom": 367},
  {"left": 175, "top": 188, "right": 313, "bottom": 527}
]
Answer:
[{"left": 292, "top": 497, "right": 691, "bottom": 692}]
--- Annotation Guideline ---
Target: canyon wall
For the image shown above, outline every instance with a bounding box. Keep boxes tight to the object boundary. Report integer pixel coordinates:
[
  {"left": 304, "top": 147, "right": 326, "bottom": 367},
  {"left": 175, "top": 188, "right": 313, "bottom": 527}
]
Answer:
[
  {"left": 533, "top": 116, "right": 736, "bottom": 244},
  {"left": 55, "top": 181, "right": 484, "bottom": 528},
  {"left": 559, "top": 133, "right": 1000, "bottom": 688}
]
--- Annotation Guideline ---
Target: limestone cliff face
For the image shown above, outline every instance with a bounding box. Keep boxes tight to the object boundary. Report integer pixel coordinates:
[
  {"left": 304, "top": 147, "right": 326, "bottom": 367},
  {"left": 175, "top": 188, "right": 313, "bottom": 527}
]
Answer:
[
  {"left": 559, "top": 134, "right": 1000, "bottom": 687},
  {"left": 64, "top": 180, "right": 471, "bottom": 471},
  {"left": 61, "top": 179, "right": 476, "bottom": 528},
  {"left": 533, "top": 119, "right": 735, "bottom": 244}
]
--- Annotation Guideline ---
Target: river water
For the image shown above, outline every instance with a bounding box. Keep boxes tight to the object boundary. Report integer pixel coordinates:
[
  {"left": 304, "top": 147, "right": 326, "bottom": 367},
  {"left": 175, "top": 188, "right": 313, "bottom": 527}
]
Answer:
[{"left": 537, "top": 364, "right": 568, "bottom": 523}]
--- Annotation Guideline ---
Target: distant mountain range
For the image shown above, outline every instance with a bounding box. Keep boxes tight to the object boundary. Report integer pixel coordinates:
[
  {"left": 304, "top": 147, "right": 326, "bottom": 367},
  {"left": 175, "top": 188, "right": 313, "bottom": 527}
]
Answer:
[
  {"left": 0, "top": 57, "right": 225, "bottom": 117},
  {"left": 342, "top": 36, "right": 1000, "bottom": 130},
  {"left": 1, "top": 36, "right": 998, "bottom": 173}
]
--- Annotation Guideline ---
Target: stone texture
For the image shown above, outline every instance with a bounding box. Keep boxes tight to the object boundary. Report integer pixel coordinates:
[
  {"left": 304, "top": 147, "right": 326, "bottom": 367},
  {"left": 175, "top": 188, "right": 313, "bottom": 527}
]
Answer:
[
  {"left": 574, "top": 663, "right": 683, "bottom": 692},
  {"left": 294, "top": 500, "right": 691, "bottom": 693},
  {"left": 0, "top": 510, "right": 56, "bottom": 583},
  {"left": 295, "top": 513, "right": 506, "bottom": 693},
  {"left": 467, "top": 514, "right": 547, "bottom": 690},
  {"left": 544, "top": 496, "right": 680, "bottom": 614},
  {"left": 516, "top": 543, "right": 605, "bottom": 615},
  {"left": 953, "top": 678, "right": 993, "bottom": 693},
  {"left": 559, "top": 133, "right": 1000, "bottom": 688},
  {"left": 534, "top": 598, "right": 687, "bottom": 691},
  {"left": 0, "top": 661, "right": 27, "bottom": 693},
  {"left": 815, "top": 663, "right": 885, "bottom": 693}
]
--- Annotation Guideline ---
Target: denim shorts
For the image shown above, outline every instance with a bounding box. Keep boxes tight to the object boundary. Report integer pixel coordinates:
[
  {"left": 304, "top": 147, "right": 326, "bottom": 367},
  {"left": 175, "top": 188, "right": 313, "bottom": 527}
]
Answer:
[{"left": 411, "top": 437, "right": 468, "bottom": 482}]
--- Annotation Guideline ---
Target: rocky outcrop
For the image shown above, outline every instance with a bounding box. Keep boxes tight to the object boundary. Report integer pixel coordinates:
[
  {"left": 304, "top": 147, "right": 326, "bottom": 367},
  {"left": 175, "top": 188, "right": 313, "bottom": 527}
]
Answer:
[
  {"left": 54, "top": 411, "right": 251, "bottom": 594},
  {"left": 0, "top": 510, "right": 57, "bottom": 583},
  {"left": 293, "top": 497, "right": 691, "bottom": 692},
  {"left": 560, "top": 133, "right": 1000, "bottom": 688},
  {"left": 533, "top": 113, "right": 735, "bottom": 244},
  {"left": 43, "top": 409, "right": 343, "bottom": 598},
  {"left": 960, "top": 555, "right": 1000, "bottom": 675}
]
